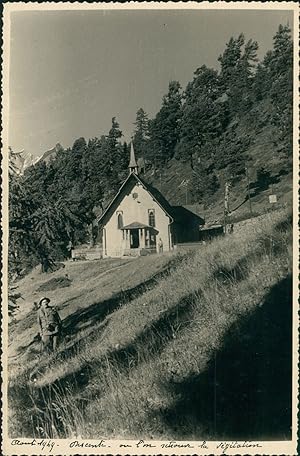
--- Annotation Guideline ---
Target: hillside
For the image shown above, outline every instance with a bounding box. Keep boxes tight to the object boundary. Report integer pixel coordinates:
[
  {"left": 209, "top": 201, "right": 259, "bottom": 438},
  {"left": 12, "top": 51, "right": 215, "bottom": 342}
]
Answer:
[
  {"left": 8, "top": 208, "right": 292, "bottom": 440},
  {"left": 143, "top": 99, "right": 293, "bottom": 224}
]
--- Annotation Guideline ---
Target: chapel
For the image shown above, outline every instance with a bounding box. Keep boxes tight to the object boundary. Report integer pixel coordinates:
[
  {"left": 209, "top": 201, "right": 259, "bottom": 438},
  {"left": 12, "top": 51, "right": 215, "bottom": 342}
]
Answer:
[{"left": 97, "top": 144, "right": 204, "bottom": 257}]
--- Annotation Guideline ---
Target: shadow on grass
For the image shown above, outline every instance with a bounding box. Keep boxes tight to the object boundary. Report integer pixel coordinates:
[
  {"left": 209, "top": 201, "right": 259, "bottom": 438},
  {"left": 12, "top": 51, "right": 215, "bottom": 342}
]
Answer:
[
  {"left": 213, "top": 255, "right": 251, "bottom": 284},
  {"left": 249, "top": 168, "right": 289, "bottom": 198},
  {"left": 13, "top": 286, "right": 198, "bottom": 438},
  {"left": 160, "top": 275, "right": 292, "bottom": 440},
  {"left": 230, "top": 196, "right": 248, "bottom": 214},
  {"left": 275, "top": 213, "right": 293, "bottom": 233},
  {"left": 230, "top": 168, "right": 289, "bottom": 215},
  {"left": 43, "top": 289, "right": 197, "bottom": 396},
  {"left": 16, "top": 254, "right": 188, "bottom": 358},
  {"left": 108, "top": 291, "right": 196, "bottom": 370},
  {"left": 62, "top": 254, "right": 190, "bottom": 338},
  {"left": 213, "top": 223, "right": 291, "bottom": 286}
]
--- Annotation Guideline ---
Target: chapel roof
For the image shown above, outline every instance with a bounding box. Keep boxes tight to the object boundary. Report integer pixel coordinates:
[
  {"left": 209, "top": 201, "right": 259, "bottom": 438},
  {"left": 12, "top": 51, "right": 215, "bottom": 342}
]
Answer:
[
  {"left": 97, "top": 172, "right": 174, "bottom": 226},
  {"left": 128, "top": 143, "right": 138, "bottom": 169},
  {"left": 97, "top": 172, "right": 206, "bottom": 228},
  {"left": 121, "top": 222, "right": 153, "bottom": 230}
]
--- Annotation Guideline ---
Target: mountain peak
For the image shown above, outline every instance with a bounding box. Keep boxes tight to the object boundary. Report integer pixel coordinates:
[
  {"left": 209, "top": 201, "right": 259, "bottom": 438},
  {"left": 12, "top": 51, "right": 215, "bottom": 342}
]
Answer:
[{"left": 39, "top": 143, "right": 64, "bottom": 164}]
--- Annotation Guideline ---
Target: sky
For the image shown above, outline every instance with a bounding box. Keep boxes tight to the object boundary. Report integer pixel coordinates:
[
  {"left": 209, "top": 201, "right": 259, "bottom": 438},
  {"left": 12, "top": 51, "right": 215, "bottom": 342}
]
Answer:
[{"left": 8, "top": 8, "right": 293, "bottom": 158}]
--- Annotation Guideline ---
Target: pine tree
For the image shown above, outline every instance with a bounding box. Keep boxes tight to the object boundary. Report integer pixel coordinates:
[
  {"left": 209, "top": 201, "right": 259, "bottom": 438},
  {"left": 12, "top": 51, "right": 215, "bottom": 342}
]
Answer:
[
  {"left": 148, "top": 81, "right": 182, "bottom": 166},
  {"left": 191, "top": 161, "right": 219, "bottom": 202},
  {"left": 32, "top": 197, "right": 86, "bottom": 263},
  {"left": 218, "top": 34, "right": 245, "bottom": 92},
  {"left": 132, "top": 108, "right": 149, "bottom": 160},
  {"left": 9, "top": 175, "right": 36, "bottom": 275},
  {"left": 105, "top": 117, "right": 127, "bottom": 189},
  {"left": 176, "top": 66, "right": 224, "bottom": 168},
  {"left": 107, "top": 117, "right": 122, "bottom": 150},
  {"left": 268, "top": 25, "right": 293, "bottom": 161},
  {"left": 215, "top": 130, "right": 251, "bottom": 181},
  {"left": 252, "top": 61, "right": 270, "bottom": 101},
  {"left": 218, "top": 34, "right": 258, "bottom": 115}
]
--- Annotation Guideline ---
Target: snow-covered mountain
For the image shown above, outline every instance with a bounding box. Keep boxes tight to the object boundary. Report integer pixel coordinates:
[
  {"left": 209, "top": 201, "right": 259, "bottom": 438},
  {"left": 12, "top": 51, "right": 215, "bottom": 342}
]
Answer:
[
  {"left": 22, "top": 151, "right": 41, "bottom": 169},
  {"left": 37, "top": 143, "right": 64, "bottom": 165},
  {"left": 9, "top": 143, "right": 64, "bottom": 176}
]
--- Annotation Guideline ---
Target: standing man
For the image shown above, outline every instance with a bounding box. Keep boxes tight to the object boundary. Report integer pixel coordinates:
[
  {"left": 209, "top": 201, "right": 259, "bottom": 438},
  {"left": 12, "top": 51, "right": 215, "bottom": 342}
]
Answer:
[
  {"left": 67, "top": 239, "right": 73, "bottom": 260},
  {"left": 37, "top": 297, "right": 62, "bottom": 352}
]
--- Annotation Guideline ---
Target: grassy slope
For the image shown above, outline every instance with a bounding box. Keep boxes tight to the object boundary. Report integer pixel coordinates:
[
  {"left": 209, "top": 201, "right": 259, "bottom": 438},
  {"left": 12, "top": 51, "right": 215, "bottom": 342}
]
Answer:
[
  {"left": 8, "top": 208, "right": 292, "bottom": 440},
  {"left": 8, "top": 254, "right": 175, "bottom": 372}
]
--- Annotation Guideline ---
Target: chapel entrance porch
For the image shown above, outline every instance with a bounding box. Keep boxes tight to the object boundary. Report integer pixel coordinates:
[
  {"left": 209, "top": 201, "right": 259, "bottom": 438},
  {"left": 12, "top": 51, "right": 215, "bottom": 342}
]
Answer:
[
  {"left": 130, "top": 229, "right": 140, "bottom": 249},
  {"left": 121, "top": 222, "right": 158, "bottom": 256}
]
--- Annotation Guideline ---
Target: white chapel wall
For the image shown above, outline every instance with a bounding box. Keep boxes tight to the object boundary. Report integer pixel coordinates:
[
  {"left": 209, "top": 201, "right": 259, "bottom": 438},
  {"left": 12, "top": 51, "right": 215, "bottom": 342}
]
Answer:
[{"left": 104, "top": 182, "right": 171, "bottom": 257}]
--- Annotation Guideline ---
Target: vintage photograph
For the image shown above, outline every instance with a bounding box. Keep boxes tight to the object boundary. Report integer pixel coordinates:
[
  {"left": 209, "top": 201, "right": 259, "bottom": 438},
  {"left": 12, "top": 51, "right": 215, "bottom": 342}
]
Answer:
[{"left": 2, "top": 3, "right": 298, "bottom": 454}]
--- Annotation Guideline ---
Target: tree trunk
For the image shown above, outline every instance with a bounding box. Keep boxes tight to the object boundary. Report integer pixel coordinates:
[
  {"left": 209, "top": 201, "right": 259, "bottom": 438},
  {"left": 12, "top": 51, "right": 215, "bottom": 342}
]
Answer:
[{"left": 190, "top": 153, "right": 194, "bottom": 170}]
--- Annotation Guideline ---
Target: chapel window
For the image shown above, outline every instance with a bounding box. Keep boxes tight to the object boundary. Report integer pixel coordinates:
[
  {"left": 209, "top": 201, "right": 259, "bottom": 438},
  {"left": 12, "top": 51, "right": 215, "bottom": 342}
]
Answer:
[
  {"left": 117, "top": 212, "right": 123, "bottom": 229},
  {"left": 148, "top": 209, "right": 156, "bottom": 227}
]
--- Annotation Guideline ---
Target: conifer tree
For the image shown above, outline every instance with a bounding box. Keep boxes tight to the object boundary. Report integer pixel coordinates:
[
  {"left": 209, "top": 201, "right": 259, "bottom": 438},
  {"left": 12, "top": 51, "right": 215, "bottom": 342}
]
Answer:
[
  {"left": 107, "top": 117, "right": 122, "bottom": 150},
  {"left": 218, "top": 34, "right": 258, "bottom": 115},
  {"left": 176, "top": 66, "right": 224, "bottom": 168},
  {"left": 215, "top": 130, "right": 251, "bottom": 181},
  {"left": 133, "top": 108, "right": 149, "bottom": 160},
  {"left": 268, "top": 25, "right": 293, "bottom": 161},
  {"left": 191, "top": 161, "right": 219, "bottom": 202},
  {"left": 148, "top": 81, "right": 182, "bottom": 166},
  {"left": 105, "top": 117, "right": 127, "bottom": 191}
]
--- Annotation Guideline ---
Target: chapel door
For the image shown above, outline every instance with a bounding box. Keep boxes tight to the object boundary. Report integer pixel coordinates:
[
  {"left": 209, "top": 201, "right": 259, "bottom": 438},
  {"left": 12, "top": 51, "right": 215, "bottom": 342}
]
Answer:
[
  {"left": 130, "top": 229, "right": 140, "bottom": 248},
  {"left": 150, "top": 232, "right": 156, "bottom": 249}
]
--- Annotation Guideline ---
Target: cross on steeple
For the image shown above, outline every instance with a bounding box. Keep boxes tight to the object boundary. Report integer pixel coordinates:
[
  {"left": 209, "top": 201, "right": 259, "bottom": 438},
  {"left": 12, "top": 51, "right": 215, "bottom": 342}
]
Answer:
[{"left": 129, "top": 142, "right": 138, "bottom": 174}]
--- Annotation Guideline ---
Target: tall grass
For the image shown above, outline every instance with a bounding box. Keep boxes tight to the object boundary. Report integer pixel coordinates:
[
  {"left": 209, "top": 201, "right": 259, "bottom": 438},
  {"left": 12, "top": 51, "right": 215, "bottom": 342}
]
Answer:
[{"left": 8, "top": 209, "right": 292, "bottom": 439}]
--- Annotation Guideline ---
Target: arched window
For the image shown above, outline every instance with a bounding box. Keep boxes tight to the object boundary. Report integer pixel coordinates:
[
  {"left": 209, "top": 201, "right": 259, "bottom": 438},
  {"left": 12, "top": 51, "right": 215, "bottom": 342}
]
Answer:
[
  {"left": 117, "top": 212, "right": 123, "bottom": 229},
  {"left": 148, "top": 209, "right": 156, "bottom": 227}
]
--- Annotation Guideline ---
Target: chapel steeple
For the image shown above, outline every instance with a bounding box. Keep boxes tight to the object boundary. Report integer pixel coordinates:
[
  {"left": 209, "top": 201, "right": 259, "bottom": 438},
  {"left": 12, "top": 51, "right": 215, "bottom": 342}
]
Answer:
[{"left": 128, "top": 142, "right": 138, "bottom": 174}]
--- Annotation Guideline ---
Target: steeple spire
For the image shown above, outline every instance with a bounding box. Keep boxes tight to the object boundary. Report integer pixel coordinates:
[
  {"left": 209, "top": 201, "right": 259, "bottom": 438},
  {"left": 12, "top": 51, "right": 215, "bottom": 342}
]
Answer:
[{"left": 129, "top": 142, "right": 138, "bottom": 174}]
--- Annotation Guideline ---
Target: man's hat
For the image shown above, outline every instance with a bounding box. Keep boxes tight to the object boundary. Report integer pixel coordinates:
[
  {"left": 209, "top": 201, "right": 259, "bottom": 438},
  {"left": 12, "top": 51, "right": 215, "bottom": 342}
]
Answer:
[{"left": 38, "top": 297, "right": 50, "bottom": 307}]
